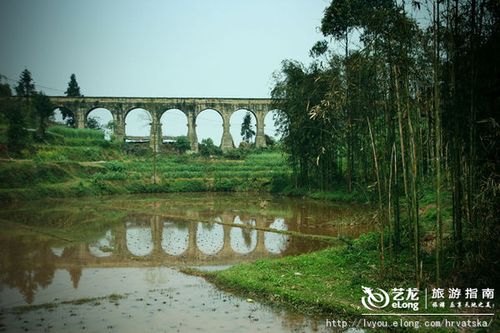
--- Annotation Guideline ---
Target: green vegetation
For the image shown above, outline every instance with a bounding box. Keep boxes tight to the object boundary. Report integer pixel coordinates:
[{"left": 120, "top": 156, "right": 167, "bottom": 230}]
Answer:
[
  {"left": 198, "top": 138, "right": 222, "bottom": 157},
  {"left": 202, "top": 233, "right": 405, "bottom": 317},
  {"left": 0, "top": 124, "right": 290, "bottom": 201},
  {"left": 14, "top": 69, "right": 35, "bottom": 97},
  {"left": 173, "top": 135, "right": 191, "bottom": 153},
  {"left": 65, "top": 73, "right": 82, "bottom": 97},
  {"left": 2, "top": 69, "right": 55, "bottom": 151},
  {"left": 33, "top": 91, "right": 54, "bottom": 138},
  {"left": 270, "top": 0, "right": 499, "bottom": 288},
  {"left": 48, "top": 125, "right": 103, "bottom": 140},
  {"left": 240, "top": 112, "right": 255, "bottom": 144}
]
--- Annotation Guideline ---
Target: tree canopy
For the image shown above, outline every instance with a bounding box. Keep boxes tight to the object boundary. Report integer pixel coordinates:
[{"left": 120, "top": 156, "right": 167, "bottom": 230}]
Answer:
[
  {"left": 240, "top": 112, "right": 255, "bottom": 144},
  {"left": 65, "top": 74, "right": 82, "bottom": 97},
  {"left": 15, "top": 69, "right": 35, "bottom": 97},
  {"left": 33, "top": 91, "right": 54, "bottom": 138},
  {"left": 0, "top": 75, "right": 12, "bottom": 97}
]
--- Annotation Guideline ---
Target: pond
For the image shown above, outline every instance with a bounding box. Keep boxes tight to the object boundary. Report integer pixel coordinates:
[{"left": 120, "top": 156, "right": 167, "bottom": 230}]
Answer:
[{"left": 0, "top": 193, "right": 373, "bottom": 333}]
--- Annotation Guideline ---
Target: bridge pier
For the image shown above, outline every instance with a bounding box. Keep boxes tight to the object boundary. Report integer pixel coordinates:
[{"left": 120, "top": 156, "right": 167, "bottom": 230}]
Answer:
[
  {"left": 187, "top": 222, "right": 198, "bottom": 257},
  {"left": 255, "top": 229, "right": 266, "bottom": 255},
  {"left": 74, "top": 109, "right": 86, "bottom": 129},
  {"left": 114, "top": 225, "right": 127, "bottom": 258},
  {"left": 255, "top": 110, "right": 267, "bottom": 148},
  {"left": 220, "top": 224, "right": 232, "bottom": 256},
  {"left": 220, "top": 112, "right": 234, "bottom": 152},
  {"left": 151, "top": 216, "right": 163, "bottom": 257},
  {"left": 149, "top": 111, "right": 162, "bottom": 153},
  {"left": 112, "top": 110, "right": 126, "bottom": 142},
  {"left": 186, "top": 112, "right": 198, "bottom": 152}
]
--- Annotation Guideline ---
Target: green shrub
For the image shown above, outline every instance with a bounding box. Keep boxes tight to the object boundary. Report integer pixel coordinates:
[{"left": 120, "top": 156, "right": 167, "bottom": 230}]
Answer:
[
  {"left": 0, "top": 162, "right": 71, "bottom": 188},
  {"left": 126, "top": 182, "right": 171, "bottom": 193},
  {"left": 49, "top": 125, "right": 104, "bottom": 140},
  {"left": 124, "top": 143, "right": 151, "bottom": 156},
  {"left": 104, "top": 161, "right": 126, "bottom": 172},
  {"left": 199, "top": 138, "right": 222, "bottom": 157},
  {"left": 173, "top": 136, "right": 191, "bottom": 153},
  {"left": 270, "top": 172, "right": 290, "bottom": 193},
  {"left": 224, "top": 148, "right": 249, "bottom": 160},
  {"left": 34, "top": 146, "right": 105, "bottom": 161},
  {"left": 214, "top": 177, "right": 237, "bottom": 191},
  {"left": 170, "top": 179, "right": 208, "bottom": 192},
  {"left": 93, "top": 171, "right": 127, "bottom": 181}
]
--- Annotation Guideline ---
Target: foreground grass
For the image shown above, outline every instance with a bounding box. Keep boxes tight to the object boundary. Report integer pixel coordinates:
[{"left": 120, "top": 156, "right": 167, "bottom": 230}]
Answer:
[{"left": 191, "top": 233, "right": 498, "bottom": 332}]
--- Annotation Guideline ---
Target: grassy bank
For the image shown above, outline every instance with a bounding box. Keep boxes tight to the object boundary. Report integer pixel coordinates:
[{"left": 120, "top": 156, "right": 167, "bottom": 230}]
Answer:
[
  {"left": 192, "top": 232, "right": 412, "bottom": 317},
  {"left": 191, "top": 230, "right": 498, "bottom": 333}
]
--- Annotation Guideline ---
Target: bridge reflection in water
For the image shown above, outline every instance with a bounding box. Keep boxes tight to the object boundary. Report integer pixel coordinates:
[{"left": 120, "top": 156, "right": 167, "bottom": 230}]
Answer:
[
  {"left": 53, "top": 215, "right": 296, "bottom": 266},
  {"left": 1, "top": 213, "right": 332, "bottom": 304}
]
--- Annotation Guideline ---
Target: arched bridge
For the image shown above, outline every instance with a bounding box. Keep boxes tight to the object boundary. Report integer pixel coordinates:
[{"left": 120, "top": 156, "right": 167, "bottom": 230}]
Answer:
[{"left": 49, "top": 96, "right": 274, "bottom": 152}]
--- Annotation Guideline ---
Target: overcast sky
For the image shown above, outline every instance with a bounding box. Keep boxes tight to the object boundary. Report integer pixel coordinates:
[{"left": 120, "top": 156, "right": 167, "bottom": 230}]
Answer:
[
  {"left": 0, "top": 0, "right": 329, "bottom": 143},
  {"left": 0, "top": 0, "right": 328, "bottom": 97}
]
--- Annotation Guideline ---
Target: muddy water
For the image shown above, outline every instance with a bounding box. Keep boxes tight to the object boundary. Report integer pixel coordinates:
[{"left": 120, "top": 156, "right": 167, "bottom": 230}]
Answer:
[{"left": 0, "top": 193, "right": 373, "bottom": 332}]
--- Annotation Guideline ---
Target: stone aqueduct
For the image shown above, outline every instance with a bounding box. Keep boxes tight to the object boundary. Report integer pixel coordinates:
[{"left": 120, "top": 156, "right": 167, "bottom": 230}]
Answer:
[{"left": 49, "top": 96, "right": 275, "bottom": 152}]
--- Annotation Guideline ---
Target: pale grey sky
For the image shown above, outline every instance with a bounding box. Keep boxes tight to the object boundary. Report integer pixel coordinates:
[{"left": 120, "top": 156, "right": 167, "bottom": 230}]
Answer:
[{"left": 1, "top": 0, "right": 329, "bottom": 143}]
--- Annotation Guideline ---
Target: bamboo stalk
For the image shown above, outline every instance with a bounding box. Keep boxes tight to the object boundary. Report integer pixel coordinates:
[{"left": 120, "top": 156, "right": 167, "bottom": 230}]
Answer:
[
  {"left": 433, "top": 0, "right": 443, "bottom": 285},
  {"left": 368, "top": 117, "right": 384, "bottom": 275}
]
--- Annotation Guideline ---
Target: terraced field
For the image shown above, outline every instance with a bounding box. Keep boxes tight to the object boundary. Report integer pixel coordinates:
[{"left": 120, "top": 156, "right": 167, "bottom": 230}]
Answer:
[{"left": 0, "top": 126, "right": 290, "bottom": 200}]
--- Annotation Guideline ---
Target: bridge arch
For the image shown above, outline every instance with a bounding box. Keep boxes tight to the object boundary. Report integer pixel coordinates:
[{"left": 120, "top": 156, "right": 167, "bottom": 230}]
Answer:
[
  {"left": 160, "top": 109, "right": 188, "bottom": 143},
  {"left": 230, "top": 109, "right": 257, "bottom": 147},
  {"left": 264, "top": 218, "right": 289, "bottom": 254},
  {"left": 264, "top": 109, "right": 286, "bottom": 142},
  {"left": 161, "top": 221, "right": 189, "bottom": 256},
  {"left": 51, "top": 106, "right": 75, "bottom": 127},
  {"left": 85, "top": 108, "right": 113, "bottom": 139},
  {"left": 230, "top": 216, "right": 257, "bottom": 254},
  {"left": 126, "top": 222, "right": 153, "bottom": 257},
  {"left": 196, "top": 221, "right": 224, "bottom": 255},
  {"left": 88, "top": 230, "right": 114, "bottom": 257},
  {"left": 196, "top": 109, "right": 224, "bottom": 146},
  {"left": 50, "top": 246, "right": 65, "bottom": 257},
  {"left": 125, "top": 108, "right": 152, "bottom": 140}
]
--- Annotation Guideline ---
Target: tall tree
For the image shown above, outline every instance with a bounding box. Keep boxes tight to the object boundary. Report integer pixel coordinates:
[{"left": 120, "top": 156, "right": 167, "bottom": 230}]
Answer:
[
  {"left": 0, "top": 75, "right": 12, "bottom": 96},
  {"left": 33, "top": 91, "right": 54, "bottom": 138},
  {"left": 240, "top": 112, "right": 256, "bottom": 144},
  {"left": 15, "top": 69, "right": 35, "bottom": 97},
  {"left": 3, "top": 100, "right": 27, "bottom": 154},
  {"left": 65, "top": 74, "right": 82, "bottom": 97}
]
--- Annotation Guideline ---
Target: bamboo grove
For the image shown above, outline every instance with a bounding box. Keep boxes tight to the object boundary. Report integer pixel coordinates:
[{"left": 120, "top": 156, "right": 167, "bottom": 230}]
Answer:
[{"left": 271, "top": 0, "right": 499, "bottom": 286}]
